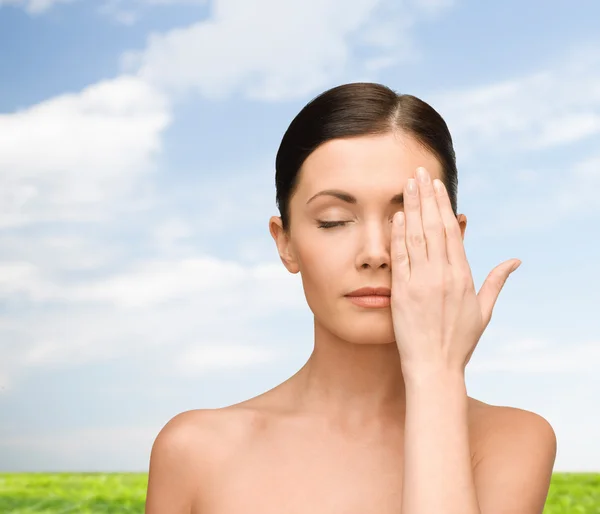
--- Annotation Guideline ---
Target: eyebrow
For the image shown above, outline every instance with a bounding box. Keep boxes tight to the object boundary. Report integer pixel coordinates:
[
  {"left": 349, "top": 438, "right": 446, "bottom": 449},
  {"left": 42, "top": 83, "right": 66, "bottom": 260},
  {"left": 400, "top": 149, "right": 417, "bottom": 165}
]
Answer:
[{"left": 306, "top": 189, "right": 404, "bottom": 206}]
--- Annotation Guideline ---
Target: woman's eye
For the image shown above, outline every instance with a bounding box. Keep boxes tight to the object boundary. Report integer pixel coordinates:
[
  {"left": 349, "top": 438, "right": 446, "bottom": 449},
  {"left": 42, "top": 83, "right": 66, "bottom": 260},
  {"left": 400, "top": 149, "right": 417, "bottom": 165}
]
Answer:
[
  {"left": 317, "top": 220, "right": 348, "bottom": 229},
  {"left": 316, "top": 218, "right": 395, "bottom": 229}
]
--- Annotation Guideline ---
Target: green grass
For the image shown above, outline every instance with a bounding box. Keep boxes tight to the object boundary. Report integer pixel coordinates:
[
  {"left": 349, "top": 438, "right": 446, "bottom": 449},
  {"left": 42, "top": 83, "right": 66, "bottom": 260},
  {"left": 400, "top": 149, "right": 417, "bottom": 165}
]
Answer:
[
  {"left": 0, "top": 472, "right": 599, "bottom": 513},
  {"left": 0, "top": 474, "right": 147, "bottom": 513},
  {"left": 545, "top": 474, "right": 600, "bottom": 513}
]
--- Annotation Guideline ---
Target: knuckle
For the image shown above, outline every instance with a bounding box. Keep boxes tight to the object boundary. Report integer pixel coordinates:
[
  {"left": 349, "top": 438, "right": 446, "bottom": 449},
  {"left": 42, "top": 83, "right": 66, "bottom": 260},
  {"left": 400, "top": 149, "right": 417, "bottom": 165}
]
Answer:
[
  {"left": 408, "top": 232, "right": 425, "bottom": 247},
  {"left": 394, "top": 250, "right": 409, "bottom": 263},
  {"left": 425, "top": 221, "right": 444, "bottom": 236}
]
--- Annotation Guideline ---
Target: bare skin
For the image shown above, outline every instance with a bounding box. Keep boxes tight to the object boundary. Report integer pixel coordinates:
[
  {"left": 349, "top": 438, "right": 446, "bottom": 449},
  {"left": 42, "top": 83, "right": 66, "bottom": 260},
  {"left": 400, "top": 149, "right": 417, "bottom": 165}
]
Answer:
[
  {"left": 145, "top": 132, "right": 553, "bottom": 513},
  {"left": 185, "top": 384, "right": 495, "bottom": 514}
]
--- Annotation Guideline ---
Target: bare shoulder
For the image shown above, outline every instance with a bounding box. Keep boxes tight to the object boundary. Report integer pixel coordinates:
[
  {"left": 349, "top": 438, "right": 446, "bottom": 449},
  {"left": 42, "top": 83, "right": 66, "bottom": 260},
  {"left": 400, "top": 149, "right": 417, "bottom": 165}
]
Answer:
[
  {"left": 153, "top": 406, "right": 265, "bottom": 467},
  {"left": 468, "top": 399, "right": 558, "bottom": 513},
  {"left": 469, "top": 398, "right": 556, "bottom": 446},
  {"left": 145, "top": 407, "right": 263, "bottom": 514},
  {"left": 145, "top": 410, "right": 217, "bottom": 513}
]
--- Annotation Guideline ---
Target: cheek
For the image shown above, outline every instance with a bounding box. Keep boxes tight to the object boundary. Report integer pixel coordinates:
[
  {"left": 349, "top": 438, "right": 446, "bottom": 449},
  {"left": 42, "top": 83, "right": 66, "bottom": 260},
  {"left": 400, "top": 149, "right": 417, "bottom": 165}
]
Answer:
[
  {"left": 297, "top": 248, "right": 344, "bottom": 308},
  {"left": 302, "top": 239, "right": 352, "bottom": 276},
  {"left": 297, "top": 246, "right": 396, "bottom": 344}
]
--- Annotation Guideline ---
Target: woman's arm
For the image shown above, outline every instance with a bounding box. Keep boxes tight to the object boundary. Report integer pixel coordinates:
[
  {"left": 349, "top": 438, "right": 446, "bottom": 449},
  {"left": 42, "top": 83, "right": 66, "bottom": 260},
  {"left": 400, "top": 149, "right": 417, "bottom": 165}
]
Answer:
[
  {"left": 389, "top": 169, "right": 556, "bottom": 512},
  {"left": 401, "top": 366, "right": 480, "bottom": 514},
  {"left": 400, "top": 365, "right": 557, "bottom": 514}
]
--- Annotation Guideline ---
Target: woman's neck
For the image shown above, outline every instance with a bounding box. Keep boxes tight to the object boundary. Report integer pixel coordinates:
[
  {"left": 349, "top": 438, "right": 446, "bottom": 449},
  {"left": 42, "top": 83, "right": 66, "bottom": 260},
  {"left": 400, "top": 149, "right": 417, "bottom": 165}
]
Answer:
[{"left": 280, "top": 321, "right": 408, "bottom": 431}]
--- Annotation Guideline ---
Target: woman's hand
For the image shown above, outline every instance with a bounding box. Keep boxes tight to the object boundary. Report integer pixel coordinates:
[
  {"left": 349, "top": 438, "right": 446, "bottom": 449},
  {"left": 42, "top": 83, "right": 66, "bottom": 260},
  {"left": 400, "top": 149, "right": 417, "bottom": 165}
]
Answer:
[{"left": 390, "top": 166, "right": 521, "bottom": 376}]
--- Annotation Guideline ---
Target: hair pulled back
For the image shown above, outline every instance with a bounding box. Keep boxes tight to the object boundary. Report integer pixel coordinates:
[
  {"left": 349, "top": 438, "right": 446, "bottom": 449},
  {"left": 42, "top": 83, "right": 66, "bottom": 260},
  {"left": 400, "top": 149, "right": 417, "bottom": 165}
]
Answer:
[{"left": 275, "top": 82, "right": 458, "bottom": 233}]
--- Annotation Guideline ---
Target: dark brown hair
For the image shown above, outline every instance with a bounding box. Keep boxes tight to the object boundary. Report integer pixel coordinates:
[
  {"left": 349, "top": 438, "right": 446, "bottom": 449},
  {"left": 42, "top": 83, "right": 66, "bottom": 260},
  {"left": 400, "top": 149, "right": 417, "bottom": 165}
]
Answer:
[{"left": 275, "top": 82, "right": 458, "bottom": 233}]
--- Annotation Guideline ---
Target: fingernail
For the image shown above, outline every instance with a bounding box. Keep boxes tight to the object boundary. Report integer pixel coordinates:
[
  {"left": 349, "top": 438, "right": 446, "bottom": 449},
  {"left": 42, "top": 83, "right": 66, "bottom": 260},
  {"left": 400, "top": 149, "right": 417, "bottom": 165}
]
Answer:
[
  {"left": 416, "top": 167, "right": 429, "bottom": 184},
  {"left": 511, "top": 260, "right": 522, "bottom": 272},
  {"left": 407, "top": 178, "right": 417, "bottom": 196}
]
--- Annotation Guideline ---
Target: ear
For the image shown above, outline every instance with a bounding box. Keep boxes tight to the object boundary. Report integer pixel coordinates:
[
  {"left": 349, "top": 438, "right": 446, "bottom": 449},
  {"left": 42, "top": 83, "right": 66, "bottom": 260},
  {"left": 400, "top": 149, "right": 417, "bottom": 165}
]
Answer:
[
  {"left": 456, "top": 213, "right": 467, "bottom": 241},
  {"left": 269, "top": 216, "right": 300, "bottom": 274}
]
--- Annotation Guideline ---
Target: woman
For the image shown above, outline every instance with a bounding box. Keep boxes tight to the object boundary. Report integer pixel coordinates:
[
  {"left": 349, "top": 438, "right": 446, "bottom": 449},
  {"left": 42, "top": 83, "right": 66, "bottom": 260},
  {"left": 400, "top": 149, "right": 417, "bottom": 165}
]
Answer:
[{"left": 145, "top": 83, "right": 557, "bottom": 514}]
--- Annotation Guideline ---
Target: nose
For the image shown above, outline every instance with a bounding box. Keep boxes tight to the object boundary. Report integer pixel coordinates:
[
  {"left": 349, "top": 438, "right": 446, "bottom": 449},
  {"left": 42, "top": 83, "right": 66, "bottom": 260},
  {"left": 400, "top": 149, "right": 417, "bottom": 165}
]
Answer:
[{"left": 357, "top": 221, "right": 392, "bottom": 270}]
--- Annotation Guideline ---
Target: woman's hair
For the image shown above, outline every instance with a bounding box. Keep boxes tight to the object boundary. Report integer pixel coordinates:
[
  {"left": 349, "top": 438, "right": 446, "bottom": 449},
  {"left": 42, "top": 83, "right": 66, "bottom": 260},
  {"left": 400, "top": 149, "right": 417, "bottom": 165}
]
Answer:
[{"left": 275, "top": 82, "right": 458, "bottom": 233}]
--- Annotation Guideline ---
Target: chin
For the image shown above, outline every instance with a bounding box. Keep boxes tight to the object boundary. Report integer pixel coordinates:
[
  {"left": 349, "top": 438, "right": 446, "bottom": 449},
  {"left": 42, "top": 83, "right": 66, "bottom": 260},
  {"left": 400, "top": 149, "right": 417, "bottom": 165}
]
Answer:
[
  {"left": 340, "top": 324, "right": 396, "bottom": 346},
  {"left": 350, "top": 337, "right": 397, "bottom": 346}
]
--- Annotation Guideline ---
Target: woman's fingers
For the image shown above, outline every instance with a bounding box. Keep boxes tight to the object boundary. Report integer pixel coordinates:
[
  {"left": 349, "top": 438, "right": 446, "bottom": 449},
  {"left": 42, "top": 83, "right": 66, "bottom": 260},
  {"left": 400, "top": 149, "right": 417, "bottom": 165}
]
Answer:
[
  {"left": 391, "top": 211, "right": 410, "bottom": 282},
  {"left": 403, "top": 177, "right": 428, "bottom": 269},
  {"left": 416, "top": 167, "right": 447, "bottom": 265},
  {"left": 432, "top": 178, "right": 468, "bottom": 271}
]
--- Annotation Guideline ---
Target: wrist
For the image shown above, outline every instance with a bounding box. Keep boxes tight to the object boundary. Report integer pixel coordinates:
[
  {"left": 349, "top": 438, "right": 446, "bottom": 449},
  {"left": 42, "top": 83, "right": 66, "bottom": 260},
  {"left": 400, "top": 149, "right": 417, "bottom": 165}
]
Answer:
[{"left": 401, "top": 361, "right": 466, "bottom": 386}]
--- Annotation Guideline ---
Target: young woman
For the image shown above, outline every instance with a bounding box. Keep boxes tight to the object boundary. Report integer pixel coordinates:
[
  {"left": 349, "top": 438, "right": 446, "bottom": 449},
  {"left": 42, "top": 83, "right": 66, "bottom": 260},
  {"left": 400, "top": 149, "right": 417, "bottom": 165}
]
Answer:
[{"left": 145, "top": 83, "right": 557, "bottom": 514}]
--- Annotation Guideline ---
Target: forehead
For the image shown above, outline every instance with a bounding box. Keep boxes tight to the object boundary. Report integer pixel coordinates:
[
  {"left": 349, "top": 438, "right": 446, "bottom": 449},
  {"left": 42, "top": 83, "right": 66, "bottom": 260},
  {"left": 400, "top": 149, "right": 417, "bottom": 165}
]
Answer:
[{"left": 297, "top": 132, "right": 443, "bottom": 194}]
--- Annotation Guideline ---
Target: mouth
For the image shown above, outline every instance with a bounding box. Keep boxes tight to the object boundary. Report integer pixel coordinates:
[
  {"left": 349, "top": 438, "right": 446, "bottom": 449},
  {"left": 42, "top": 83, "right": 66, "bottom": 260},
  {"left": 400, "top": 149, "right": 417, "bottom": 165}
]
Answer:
[
  {"left": 345, "top": 286, "right": 391, "bottom": 297},
  {"left": 345, "top": 295, "right": 391, "bottom": 308}
]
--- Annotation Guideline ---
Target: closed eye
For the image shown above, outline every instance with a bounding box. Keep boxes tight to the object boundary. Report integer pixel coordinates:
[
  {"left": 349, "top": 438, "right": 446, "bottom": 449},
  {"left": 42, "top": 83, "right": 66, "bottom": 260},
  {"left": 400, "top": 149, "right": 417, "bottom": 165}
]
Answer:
[
  {"left": 316, "top": 218, "right": 397, "bottom": 229},
  {"left": 316, "top": 220, "right": 348, "bottom": 229}
]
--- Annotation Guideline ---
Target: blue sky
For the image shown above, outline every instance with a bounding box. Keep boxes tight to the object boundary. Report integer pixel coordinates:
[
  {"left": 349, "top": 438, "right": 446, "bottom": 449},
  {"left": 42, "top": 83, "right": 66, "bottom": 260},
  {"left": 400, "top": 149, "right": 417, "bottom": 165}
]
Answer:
[{"left": 0, "top": 0, "right": 599, "bottom": 473}]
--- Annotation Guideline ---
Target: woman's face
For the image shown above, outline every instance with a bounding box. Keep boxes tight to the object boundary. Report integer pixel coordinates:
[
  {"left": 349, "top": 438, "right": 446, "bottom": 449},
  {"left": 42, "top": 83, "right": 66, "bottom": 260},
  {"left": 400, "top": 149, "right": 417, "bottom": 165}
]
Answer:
[{"left": 270, "top": 131, "right": 466, "bottom": 346}]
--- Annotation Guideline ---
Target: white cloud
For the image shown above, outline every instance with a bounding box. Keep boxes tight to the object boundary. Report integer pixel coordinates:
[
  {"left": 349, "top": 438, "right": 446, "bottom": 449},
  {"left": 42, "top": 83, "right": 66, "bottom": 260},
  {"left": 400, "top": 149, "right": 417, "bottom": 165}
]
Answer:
[
  {"left": 174, "top": 343, "right": 281, "bottom": 376},
  {"left": 0, "top": 254, "right": 304, "bottom": 388},
  {"left": 475, "top": 152, "right": 600, "bottom": 234},
  {"left": 431, "top": 45, "right": 600, "bottom": 156},
  {"left": 142, "top": 0, "right": 206, "bottom": 3},
  {"left": 424, "top": 44, "right": 600, "bottom": 231},
  {"left": 0, "top": 75, "right": 171, "bottom": 228},
  {"left": 99, "top": 0, "right": 208, "bottom": 25},
  {"left": 0, "top": 233, "right": 121, "bottom": 273},
  {"left": 531, "top": 112, "right": 600, "bottom": 149},
  {"left": 0, "top": 0, "right": 75, "bottom": 14},
  {"left": 124, "top": 0, "right": 454, "bottom": 101},
  {"left": 416, "top": 0, "right": 454, "bottom": 14},
  {"left": 0, "top": 0, "right": 205, "bottom": 17},
  {"left": 469, "top": 337, "right": 600, "bottom": 374},
  {"left": 0, "top": 371, "right": 11, "bottom": 394},
  {"left": 151, "top": 217, "right": 194, "bottom": 253},
  {"left": 0, "top": 256, "right": 303, "bottom": 310},
  {"left": 66, "top": 257, "right": 252, "bottom": 308},
  {"left": 555, "top": 154, "right": 600, "bottom": 216},
  {"left": 0, "top": 262, "right": 41, "bottom": 297}
]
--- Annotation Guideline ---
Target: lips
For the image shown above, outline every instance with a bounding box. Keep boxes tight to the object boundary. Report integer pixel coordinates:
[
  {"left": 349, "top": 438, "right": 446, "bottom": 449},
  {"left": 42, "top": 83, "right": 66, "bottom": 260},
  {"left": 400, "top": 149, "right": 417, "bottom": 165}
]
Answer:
[{"left": 345, "top": 286, "right": 391, "bottom": 297}]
